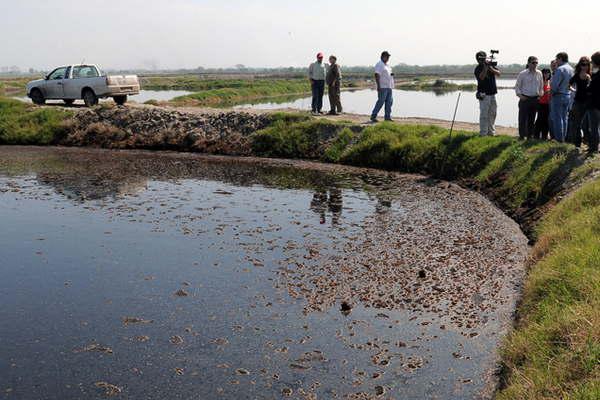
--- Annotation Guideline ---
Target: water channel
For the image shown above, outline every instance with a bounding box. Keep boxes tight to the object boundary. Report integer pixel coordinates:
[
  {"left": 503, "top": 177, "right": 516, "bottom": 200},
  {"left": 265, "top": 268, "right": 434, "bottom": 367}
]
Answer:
[{"left": 0, "top": 147, "right": 529, "bottom": 399}]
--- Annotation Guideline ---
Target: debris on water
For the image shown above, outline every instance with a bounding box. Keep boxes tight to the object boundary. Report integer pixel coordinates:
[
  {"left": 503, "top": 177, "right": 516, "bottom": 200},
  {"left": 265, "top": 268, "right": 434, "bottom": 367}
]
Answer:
[
  {"left": 170, "top": 335, "right": 184, "bottom": 345},
  {"left": 174, "top": 289, "right": 189, "bottom": 297},
  {"left": 282, "top": 387, "right": 293, "bottom": 397},
  {"left": 74, "top": 343, "right": 113, "bottom": 354},
  {"left": 122, "top": 317, "right": 153, "bottom": 325},
  {"left": 174, "top": 367, "right": 184, "bottom": 376},
  {"left": 374, "top": 385, "right": 385, "bottom": 396},
  {"left": 235, "top": 368, "right": 250, "bottom": 375},
  {"left": 418, "top": 269, "right": 427, "bottom": 279},
  {"left": 94, "top": 381, "right": 122, "bottom": 396},
  {"left": 340, "top": 301, "right": 353, "bottom": 315},
  {"left": 134, "top": 336, "right": 150, "bottom": 342},
  {"left": 211, "top": 337, "right": 229, "bottom": 346}
]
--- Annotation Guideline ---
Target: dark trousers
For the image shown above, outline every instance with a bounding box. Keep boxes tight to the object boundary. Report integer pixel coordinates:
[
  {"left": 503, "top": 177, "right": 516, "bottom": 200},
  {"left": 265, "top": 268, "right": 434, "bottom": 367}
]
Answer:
[
  {"left": 534, "top": 103, "right": 550, "bottom": 140},
  {"left": 588, "top": 109, "right": 600, "bottom": 154},
  {"left": 328, "top": 84, "right": 342, "bottom": 113},
  {"left": 518, "top": 97, "right": 539, "bottom": 139},
  {"left": 567, "top": 101, "right": 590, "bottom": 148},
  {"left": 311, "top": 80, "right": 325, "bottom": 112}
]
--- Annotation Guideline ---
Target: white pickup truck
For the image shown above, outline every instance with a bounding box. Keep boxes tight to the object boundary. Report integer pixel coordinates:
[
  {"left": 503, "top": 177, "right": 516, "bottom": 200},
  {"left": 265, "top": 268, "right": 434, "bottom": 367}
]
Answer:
[{"left": 26, "top": 64, "right": 140, "bottom": 106}]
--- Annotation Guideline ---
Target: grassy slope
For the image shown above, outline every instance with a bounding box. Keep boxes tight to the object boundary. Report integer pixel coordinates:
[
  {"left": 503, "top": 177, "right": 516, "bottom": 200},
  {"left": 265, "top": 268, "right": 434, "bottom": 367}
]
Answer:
[
  {"left": 252, "top": 118, "right": 599, "bottom": 399},
  {"left": 0, "top": 97, "right": 71, "bottom": 144}
]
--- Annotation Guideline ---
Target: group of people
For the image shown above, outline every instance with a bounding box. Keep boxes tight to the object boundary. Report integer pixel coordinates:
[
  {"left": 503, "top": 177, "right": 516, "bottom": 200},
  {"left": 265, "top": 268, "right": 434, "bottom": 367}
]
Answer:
[
  {"left": 308, "top": 51, "right": 395, "bottom": 122},
  {"left": 476, "top": 50, "right": 600, "bottom": 155}
]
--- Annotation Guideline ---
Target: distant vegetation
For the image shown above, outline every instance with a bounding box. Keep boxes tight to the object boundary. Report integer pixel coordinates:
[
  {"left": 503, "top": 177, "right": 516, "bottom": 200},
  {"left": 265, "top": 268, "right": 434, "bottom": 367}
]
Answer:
[{"left": 397, "top": 78, "right": 477, "bottom": 92}]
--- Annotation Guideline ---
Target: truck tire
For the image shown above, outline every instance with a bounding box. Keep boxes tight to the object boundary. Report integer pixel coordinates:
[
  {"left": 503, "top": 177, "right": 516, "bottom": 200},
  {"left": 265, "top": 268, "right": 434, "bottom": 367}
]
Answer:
[
  {"left": 63, "top": 99, "right": 75, "bottom": 106},
  {"left": 30, "top": 89, "right": 45, "bottom": 105},
  {"left": 113, "top": 95, "right": 127, "bottom": 106},
  {"left": 82, "top": 89, "right": 98, "bottom": 107}
]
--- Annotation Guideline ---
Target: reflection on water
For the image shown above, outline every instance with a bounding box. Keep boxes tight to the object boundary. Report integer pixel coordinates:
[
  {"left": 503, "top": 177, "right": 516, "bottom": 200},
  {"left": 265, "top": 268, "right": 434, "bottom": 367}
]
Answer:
[
  {"left": 236, "top": 88, "right": 519, "bottom": 127},
  {"left": 0, "top": 147, "right": 528, "bottom": 399}
]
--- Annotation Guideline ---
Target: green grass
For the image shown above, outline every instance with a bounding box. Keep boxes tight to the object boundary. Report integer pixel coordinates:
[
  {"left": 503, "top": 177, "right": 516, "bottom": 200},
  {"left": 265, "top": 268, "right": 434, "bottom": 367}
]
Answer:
[
  {"left": 0, "top": 97, "right": 71, "bottom": 144},
  {"left": 497, "top": 179, "right": 600, "bottom": 399},
  {"left": 171, "top": 79, "right": 311, "bottom": 107}
]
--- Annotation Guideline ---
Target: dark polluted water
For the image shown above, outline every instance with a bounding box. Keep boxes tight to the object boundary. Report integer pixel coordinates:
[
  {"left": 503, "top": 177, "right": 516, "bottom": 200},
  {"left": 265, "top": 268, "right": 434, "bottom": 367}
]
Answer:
[{"left": 0, "top": 147, "right": 529, "bottom": 400}]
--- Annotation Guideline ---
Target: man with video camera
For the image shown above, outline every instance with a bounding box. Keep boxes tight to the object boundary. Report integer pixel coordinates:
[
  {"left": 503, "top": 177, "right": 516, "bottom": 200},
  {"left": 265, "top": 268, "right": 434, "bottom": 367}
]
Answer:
[{"left": 475, "top": 51, "right": 501, "bottom": 136}]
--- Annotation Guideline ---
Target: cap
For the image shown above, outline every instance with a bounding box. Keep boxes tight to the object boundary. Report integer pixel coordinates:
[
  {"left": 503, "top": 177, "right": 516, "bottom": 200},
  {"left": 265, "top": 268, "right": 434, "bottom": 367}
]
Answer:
[
  {"left": 381, "top": 51, "right": 391, "bottom": 58},
  {"left": 317, "top": 52, "right": 324, "bottom": 59}
]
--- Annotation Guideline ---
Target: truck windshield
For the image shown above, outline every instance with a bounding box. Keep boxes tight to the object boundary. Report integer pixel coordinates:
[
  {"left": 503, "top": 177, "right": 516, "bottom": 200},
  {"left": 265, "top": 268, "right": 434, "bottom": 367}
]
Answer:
[{"left": 73, "top": 66, "right": 99, "bottom": 79}]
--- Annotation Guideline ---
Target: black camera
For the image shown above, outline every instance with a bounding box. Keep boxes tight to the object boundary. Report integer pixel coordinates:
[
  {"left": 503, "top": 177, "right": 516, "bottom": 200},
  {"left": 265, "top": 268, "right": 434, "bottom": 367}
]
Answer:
[{"left": 487, "top": 50, "right": 500, "bottom": 67}]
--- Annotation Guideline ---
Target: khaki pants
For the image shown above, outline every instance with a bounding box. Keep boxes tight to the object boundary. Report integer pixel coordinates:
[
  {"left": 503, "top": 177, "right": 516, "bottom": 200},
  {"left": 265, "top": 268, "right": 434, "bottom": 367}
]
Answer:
[
  {"left": 479, "top": 95, "right": 497, "bottom": 136},
  {"left": 328, "top": 85, "right": 342, "bottom": 113}
]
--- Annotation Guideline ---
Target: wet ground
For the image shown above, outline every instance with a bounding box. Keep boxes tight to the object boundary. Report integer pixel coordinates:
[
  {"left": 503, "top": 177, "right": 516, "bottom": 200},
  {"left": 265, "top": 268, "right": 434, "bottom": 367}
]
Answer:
[{"left": 0, "top": 147, "right": 529, "bottom": 400}]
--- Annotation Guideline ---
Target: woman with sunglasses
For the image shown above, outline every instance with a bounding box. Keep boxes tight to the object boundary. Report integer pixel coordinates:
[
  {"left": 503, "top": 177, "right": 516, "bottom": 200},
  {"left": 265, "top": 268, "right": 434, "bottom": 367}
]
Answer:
[
  {"left": 567, "top": 56, "right": 592, "bottom": 147},
  {"left": 534, "top": 69, "right": 552, "bottom": 140}
]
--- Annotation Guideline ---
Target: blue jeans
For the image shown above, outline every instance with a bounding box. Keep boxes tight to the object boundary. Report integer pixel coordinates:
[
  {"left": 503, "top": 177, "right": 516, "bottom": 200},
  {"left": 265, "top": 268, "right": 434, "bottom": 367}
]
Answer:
[
  {"left": 371, "top": 88, "right": 393, "bottom": 120},
  {"left": 550, "top": 94, "right": 570, "bottom": 142}
]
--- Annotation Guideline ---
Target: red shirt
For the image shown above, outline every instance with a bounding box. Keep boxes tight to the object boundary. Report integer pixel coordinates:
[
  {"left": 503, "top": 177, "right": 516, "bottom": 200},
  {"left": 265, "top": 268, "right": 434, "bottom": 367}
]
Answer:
[{"left": 539, "top": 82, "right": 551, "bottom": 104}]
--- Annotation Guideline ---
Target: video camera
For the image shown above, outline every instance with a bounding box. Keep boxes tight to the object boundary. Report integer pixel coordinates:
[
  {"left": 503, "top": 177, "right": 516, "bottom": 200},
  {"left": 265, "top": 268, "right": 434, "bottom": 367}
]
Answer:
[{"left": 487, "top": 50, "right": 500, "bottom": 67}]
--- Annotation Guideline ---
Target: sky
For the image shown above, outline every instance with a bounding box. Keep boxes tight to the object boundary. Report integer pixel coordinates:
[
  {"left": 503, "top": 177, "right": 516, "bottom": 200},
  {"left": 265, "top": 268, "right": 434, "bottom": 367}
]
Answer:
[{"left": 2, "top": 0, "right": 600, "bottom": 70}]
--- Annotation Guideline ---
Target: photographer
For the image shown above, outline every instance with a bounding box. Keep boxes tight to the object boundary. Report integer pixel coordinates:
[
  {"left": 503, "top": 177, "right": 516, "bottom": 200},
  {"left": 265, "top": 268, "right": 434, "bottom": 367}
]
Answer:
[{"left": 475, "top": 51, "right": 501, "bottom": 136}]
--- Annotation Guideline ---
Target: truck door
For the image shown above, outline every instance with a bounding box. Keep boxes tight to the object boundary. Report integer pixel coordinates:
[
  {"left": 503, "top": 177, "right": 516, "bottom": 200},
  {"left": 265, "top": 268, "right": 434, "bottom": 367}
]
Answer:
[
  {"left": 62, "top": 66, "right": 81, "bottom": 99},
  {"left": 44, "top": 67, "right": 68, "bottom": 99}
]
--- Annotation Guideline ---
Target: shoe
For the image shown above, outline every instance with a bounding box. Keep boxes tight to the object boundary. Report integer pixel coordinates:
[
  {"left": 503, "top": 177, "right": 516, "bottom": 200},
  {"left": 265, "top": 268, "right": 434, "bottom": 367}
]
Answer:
[
  {"left": 328, "top": 111, "right": 338, "bottom": 115},
  {"left": 370, "top": 117, "right": 378, "bottom": 123},
  {"left": 318, "top": 111, "right": 325, "bottom": 115},
  {"left": 384, "top": 118, "right": 393, "bottom": 122}
]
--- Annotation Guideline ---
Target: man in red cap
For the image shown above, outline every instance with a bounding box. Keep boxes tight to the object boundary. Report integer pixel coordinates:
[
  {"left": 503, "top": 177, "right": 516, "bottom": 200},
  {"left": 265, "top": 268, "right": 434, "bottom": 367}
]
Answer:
[{"left": 308, "top": 52, "right": 326, "bottom": 114}]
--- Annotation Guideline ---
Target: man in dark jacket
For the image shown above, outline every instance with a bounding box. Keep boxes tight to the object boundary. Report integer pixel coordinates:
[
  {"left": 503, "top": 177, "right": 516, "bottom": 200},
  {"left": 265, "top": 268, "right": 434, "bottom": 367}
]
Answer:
[{"left": 326, "top": 55, "right": 342, "bottom": 115}]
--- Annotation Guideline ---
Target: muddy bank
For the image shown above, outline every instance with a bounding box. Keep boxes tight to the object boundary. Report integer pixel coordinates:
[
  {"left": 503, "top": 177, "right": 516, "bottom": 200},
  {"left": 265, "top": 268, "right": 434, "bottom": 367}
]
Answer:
[{"left": 61, "top": 105, "right": 273, "bottom": 155}]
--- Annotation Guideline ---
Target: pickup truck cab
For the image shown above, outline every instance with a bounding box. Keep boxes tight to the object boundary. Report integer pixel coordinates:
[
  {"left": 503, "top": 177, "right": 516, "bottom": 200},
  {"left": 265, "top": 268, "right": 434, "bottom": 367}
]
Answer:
[{"left": 26, "top": 64, "right": 140, "bottom": 106}]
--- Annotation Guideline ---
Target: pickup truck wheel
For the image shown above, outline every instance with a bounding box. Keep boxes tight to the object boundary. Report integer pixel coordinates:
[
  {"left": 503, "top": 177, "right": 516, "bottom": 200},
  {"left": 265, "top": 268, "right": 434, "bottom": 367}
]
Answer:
[
  {"left": 113, "top": 95, "right": 127, "bottom": 106},
  {"left": 30, "top": 89, "right": 45, "bottom": 105},
  {"left": 63, "top": 99, "right": 75, "bottom": 106},
  {"left": 82, "top": 89, "right": 98, "bottom": 107}
]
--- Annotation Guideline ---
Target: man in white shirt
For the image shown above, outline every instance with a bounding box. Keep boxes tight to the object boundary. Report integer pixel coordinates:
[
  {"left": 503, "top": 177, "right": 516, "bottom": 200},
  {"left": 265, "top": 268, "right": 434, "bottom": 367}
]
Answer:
[
  {"left": 370, "top": 51, "right": 395, "bottom": 122},
  {"left": 308, "top": 52, "right": 327, "bottom": 114},
  {"left": 515, "top": 56, "right": 544, "bottom": 139}
]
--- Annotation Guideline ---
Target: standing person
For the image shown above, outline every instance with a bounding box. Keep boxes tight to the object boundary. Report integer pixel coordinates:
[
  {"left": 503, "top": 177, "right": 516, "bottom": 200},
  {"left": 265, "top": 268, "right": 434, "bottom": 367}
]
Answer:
[
  {"left": 326, "top": 55, "right": 343, "bottom": 115},
  {"left": 308, "top": 53, "right": 326, "bottom": 115},
  {"left": 567, "top": 56, "right": 592, "bottom": 147},
  {"left": 550, "top": 52, "right": 574, "bottom": 142},
  {"left": 515, "top": 56, "right": 544, "bottom": 139},
  {"left": 548, "top": 59, "right": 558, "bottom": 139},
  {"left": 475, "top": 51, "right": 501, "bottom": 136},
  {"left": 534, "top": 69, "right": 552, "bottom": 140},
  {"left": 586, "top": 52, "right": 600, "bottom": 155},
  {"left": 370, "top": 51, "right": 394, "bottom": 122}
]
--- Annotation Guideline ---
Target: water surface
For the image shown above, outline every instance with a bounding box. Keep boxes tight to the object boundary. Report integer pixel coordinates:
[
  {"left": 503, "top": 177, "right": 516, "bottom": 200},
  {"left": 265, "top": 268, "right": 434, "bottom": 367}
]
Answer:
[
  {"left": 0, "top": 147, "right": 528, "bottom": 399},
  {"left": 235, "top": 88, "right": 519, "bottom": 127}
]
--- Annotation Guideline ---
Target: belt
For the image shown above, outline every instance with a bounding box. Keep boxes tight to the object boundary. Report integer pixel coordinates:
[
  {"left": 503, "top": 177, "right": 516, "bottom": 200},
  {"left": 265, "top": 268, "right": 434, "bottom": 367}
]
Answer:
[{"left": 521, "top": 95, "right": 539, "bottom": 99}]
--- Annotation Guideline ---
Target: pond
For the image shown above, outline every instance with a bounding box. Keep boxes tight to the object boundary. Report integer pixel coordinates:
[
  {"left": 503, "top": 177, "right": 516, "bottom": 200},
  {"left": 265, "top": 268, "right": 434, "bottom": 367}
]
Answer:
[
  {"left": 15, "top": 90, "right": 192, "bottom": 105},
  {"left": 0, "top": 147, "right": 529, "bottom": 400},
  {"left": 235, "top": 88, "right": 520, "bottom": 128}
]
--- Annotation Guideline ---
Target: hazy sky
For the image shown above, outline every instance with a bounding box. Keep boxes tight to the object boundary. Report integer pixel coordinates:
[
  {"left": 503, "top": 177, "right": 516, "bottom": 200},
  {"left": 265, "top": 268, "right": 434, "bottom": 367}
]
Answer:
[{"left": 2, "top": 0, "right": 599, "bottom": 70}]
